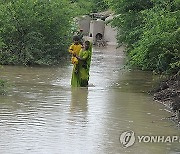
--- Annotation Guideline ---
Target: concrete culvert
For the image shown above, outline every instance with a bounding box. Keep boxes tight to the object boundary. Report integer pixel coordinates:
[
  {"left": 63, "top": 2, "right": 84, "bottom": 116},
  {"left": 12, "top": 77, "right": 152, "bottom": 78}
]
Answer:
[{"left": 95, "top": 33, "right": 103, "bottom": 41}]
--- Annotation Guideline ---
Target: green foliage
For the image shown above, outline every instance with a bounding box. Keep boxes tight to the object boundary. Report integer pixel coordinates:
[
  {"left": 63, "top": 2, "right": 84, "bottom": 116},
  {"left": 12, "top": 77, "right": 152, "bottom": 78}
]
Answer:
[
  {"left": 91, "top": 0, "right": 109, "bottom": 12},
  {"left": 0, "top": 0, "right": 109, "bottom": 66},
  {"left": 0, "top": 0, "right": 74, "bottom": 65},
  {"left": 70, "top": 0, "right": 109, "bottom": 14},
  {"left": 69, "top": 0, "right": 92, "bottom": 15},
  {"left": 110, "top": 0, "right": 153, "bottom": 49},
  {"left": 110, "top": 0, "right": 180, "bottom": 74},
  {"left": 130, "top": 6, "right": 180, "bottom": 73}
]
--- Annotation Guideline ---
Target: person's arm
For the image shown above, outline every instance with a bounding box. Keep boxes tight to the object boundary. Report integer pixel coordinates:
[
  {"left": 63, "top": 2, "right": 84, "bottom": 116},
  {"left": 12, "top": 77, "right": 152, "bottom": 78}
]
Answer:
[
  {"left": 69, "top": 44, "right": 74, "bottom": 54},
  {"left": 77, "top": 51, "right": 89, "bottom": 61}
]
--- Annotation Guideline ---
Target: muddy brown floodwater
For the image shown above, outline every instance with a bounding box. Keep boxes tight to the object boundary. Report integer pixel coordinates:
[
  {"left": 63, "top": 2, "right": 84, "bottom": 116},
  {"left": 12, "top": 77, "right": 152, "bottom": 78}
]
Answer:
[{"left": 0, "top": 46, "right": 179, "bottom": 154}]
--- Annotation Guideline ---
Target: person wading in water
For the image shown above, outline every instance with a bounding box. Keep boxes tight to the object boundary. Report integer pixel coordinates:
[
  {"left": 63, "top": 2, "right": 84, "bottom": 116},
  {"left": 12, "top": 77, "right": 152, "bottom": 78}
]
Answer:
[{"left": 69, "top": 37, "right": 92, "bottom": 87}]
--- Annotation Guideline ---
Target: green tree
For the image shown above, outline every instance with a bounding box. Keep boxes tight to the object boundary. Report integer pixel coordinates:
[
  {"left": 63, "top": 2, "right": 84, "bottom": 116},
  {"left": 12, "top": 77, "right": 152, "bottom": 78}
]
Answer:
[
  {"left": 130, "top": 5, "right": 180, "bottom": 73},
  {"left": 110, "top": 0, "right": 180, "bottom": 74},
  {"left": 70, "top": 0, "right": 108, "bottom": 14},
  {"left": 110, "top": 0, "right": 153, "bottom": 49},
  {"left": 91, "top": 0, "right": 109, "bottom": 12},
  {"left": 0, "top": 0, "right": 74, "bottom": 65}
]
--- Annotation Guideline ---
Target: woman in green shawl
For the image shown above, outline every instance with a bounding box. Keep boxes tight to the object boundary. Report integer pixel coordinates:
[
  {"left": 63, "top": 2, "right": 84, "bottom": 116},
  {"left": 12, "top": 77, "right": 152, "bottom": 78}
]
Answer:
[{"left": 71, "top": 40, "right": 92, "bottom": 87}]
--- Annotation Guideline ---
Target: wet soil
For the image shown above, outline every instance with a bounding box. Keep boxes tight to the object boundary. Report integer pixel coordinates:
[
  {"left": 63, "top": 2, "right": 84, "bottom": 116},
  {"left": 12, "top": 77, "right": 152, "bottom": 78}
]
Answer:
[{"left": 151, "top": 72, "right": 180, "bottom": 124}]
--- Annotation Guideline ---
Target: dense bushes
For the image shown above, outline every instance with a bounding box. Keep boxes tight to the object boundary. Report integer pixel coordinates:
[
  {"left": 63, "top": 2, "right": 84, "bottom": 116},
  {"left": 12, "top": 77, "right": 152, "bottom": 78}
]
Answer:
[
  {"left": 0, "top": 0, "right": 74, "bottom": 65},
  {"left": 91, "top": 0, "right": 109, "bottom": 12},
  {"left": 110, "top": 0, "right": 180, "bottom": 74},
  {"left": 0, "top": 0, "right": 109, "bottom": 66}
]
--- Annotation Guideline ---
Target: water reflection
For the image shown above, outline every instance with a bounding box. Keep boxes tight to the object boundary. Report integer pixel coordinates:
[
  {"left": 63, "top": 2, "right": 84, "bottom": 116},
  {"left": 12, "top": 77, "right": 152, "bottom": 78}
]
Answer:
[{"left": 70, "top": 88, "right": 88, "bottom": 113}]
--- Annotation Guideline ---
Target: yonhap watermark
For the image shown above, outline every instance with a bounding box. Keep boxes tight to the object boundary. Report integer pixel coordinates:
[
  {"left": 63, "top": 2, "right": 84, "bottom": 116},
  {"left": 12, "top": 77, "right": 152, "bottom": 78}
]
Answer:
[
  {"left": 119, "top": 130, "right": 136, "bottom": 148},
  {"left": 119, "top": 130, "right": 180, "bottom": 148}
]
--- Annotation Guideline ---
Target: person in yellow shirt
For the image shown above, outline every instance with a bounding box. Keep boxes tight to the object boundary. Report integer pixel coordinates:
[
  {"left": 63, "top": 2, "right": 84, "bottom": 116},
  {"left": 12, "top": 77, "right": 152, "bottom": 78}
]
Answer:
[
  {"left": 69, "top": 36, "right": 82, "bottom": 56},
  {"left": 69, "top": 35, "right": 83, "bottom": 73},
  {"left": 69, "top": 36, "right": 83, "bottom": 86}
]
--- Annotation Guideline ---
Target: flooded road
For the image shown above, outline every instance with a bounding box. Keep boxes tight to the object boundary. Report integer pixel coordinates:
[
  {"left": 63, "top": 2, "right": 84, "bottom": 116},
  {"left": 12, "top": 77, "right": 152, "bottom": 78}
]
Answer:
[{"left": 0, "top": 46, "right": 179, "bottom": 154}]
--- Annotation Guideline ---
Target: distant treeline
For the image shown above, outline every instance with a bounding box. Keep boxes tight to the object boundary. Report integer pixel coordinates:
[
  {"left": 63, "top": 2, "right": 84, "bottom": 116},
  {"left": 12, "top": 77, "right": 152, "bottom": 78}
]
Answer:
[{"left": 109, "top": 0, "right": 180, "bottom": 74}]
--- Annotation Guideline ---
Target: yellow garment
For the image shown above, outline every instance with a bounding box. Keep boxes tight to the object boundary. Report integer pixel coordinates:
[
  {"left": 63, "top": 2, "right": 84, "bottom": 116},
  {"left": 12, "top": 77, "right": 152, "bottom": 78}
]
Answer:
[
  {"left": 71, "top": 57, "right": 78, "bottom": 65},
  {"left": 69, "top": 43, "right": 82, "bottom": 56}
]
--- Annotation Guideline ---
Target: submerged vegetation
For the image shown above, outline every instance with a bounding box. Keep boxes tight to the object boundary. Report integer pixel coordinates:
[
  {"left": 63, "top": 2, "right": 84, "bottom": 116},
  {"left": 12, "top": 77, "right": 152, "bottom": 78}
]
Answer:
[{"left": 0, "top": 79, "right": 7, "bottom": 95}]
